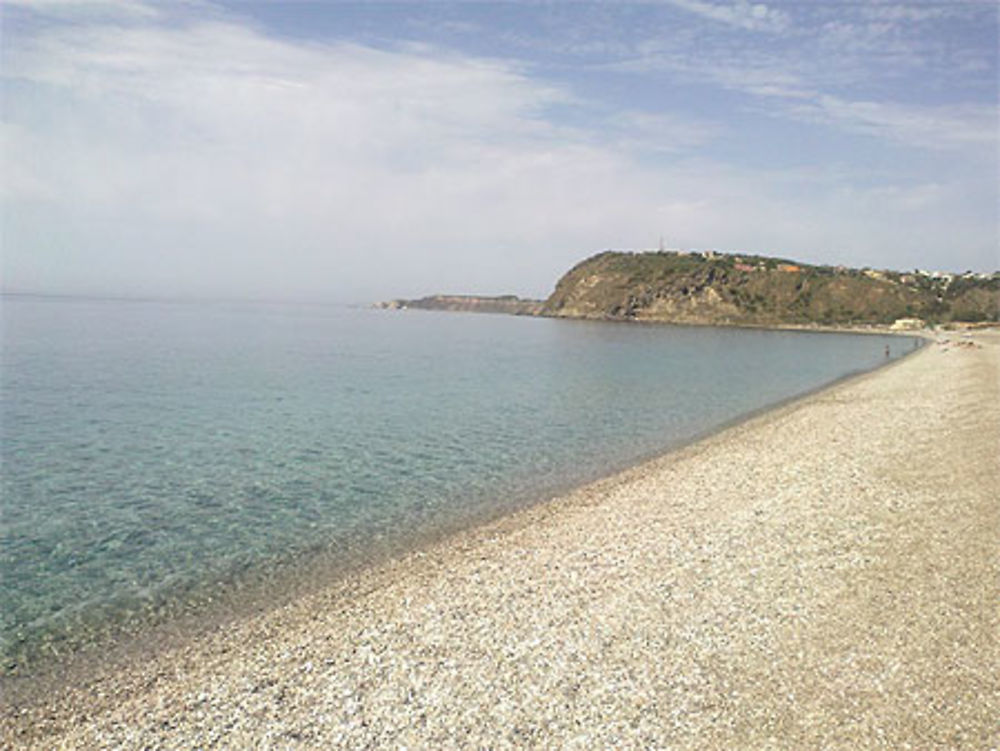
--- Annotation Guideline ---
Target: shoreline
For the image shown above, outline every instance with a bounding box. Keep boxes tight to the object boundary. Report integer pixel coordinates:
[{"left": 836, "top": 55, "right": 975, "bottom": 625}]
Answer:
[
  {"left": 1, "top": 333, "right": 924, "bottom": 695},
  {"left": 5, "top": 332, "right": 997, "bottom": 748},
  {"left": 377, "top": 295, "right": 997, "bottom": 339}
]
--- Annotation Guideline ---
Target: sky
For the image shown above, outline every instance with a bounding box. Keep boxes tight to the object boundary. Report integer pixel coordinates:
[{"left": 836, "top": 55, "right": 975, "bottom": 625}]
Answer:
[{"left": 2, "top": 0, "right": 997, "bottom": 302}]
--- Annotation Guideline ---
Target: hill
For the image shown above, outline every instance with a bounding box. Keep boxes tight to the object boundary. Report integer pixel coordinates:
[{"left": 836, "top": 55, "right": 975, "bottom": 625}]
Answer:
[{"left": 541, "top": 251, "right": 999, "bottom": 327}]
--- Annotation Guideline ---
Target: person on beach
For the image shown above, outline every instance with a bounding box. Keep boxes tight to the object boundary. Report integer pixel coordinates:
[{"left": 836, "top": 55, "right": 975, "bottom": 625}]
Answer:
[{"left": 885, "top": 344, "right": 890, "bottom": 358}]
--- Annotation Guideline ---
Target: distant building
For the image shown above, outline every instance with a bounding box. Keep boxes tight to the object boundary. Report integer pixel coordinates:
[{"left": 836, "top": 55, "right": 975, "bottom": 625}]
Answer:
[
  {"left": 734, "top": 263, "right": 755, "bottom": 272},
  {"left": 891, "top": 318, "right": 925, "bottom": 330},
  {"left": 777, "top": 264, "right": 801, "bottom": 273}
]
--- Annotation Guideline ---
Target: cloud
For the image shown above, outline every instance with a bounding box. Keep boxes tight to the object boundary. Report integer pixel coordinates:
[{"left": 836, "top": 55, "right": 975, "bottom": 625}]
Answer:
[
  {"left": 609, "top": 0, "right": 996, "bottom": 146},
  {"left": 797, "top": 96, "right": 998, "bottom": 151},
  {"left": 586, "top": 110, "right": 724, "bottom": 155},
  {"left": 1, "top": 0, "right": 163, "bottom": 21},
  {"left": 2, "top": 3, "right": 996, "bottom": 302},
  {"left": 665, "top": 0, "right": 790, "bottom": 33},
  {"left": 613, "top": 40, "right": 996, "bottom": 154},
  {"left": 2, "top": 12, "right": 669, "bottom": 299},
  {"left": 858, "top": 3, "right": 961, "bottom": 24}
]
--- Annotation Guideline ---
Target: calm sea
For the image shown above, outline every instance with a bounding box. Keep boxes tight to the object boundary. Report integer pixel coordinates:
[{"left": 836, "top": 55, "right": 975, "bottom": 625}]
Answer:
[{"left": 1, "top": 296, "right": 913, "bottom": 672}]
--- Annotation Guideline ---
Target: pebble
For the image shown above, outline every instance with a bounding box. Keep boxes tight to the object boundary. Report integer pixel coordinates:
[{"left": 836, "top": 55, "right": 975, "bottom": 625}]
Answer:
[{"left": 3, "top": 333, "right": 998, "bottom": 749}]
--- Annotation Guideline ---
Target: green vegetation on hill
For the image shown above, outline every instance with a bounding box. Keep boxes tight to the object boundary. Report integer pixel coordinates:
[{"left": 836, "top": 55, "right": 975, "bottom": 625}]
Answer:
[{"left": 542, "top": 251, "right": 999, "bottom": 326}]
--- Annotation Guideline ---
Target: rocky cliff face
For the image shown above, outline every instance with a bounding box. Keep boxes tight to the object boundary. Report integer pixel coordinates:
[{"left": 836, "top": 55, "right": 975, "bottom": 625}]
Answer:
[{"left": 541, "top": 251, "right": 999, "bottom": 326}]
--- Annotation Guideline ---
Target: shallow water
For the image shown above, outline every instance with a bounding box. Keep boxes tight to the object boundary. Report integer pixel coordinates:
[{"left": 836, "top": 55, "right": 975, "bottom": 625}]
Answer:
[{"left": 0, "top": 296, "right": 913, "bottom": 671}]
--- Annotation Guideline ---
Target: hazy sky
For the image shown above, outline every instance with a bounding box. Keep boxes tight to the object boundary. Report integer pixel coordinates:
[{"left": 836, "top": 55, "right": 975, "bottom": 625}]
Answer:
[{"left": 2, "top": 1, "right": 997, "bottom": 302}]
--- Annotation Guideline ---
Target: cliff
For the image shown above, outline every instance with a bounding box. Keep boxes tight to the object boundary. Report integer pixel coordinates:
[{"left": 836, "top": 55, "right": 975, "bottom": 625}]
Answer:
[
  {"left": 375, "top": 294, "right": 545, "bottom": 316},
  {"left": 541, "top": 251, "right": 1000, "bottom": 326}
]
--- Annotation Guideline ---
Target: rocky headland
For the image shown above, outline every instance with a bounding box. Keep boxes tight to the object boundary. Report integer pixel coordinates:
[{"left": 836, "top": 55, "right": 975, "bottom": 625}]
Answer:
[
  {"left": 374, "top": 294, "right": 544, "bottom": 316},
  {"left": 380, "top": 250, "right": 1000, "bottom": 328}
]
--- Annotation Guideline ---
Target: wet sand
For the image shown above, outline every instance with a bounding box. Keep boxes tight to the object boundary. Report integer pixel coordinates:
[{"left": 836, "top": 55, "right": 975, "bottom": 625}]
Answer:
[{"left": 4, "top": 331, "right": 998, "bottom": 749}]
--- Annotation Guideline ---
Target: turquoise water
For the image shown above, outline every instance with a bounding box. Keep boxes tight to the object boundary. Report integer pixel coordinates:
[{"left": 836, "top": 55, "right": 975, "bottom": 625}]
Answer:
[{"left": 1, "top": 296, "right": 913, "bottom": 672}]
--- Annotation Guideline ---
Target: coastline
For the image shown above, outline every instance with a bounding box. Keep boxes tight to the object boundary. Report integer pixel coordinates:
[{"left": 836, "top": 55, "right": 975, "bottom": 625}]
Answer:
[
  {"left": 379, "top": 300, "right": 947, "bottom": 340},
  {"left": 0, "top": 318, "right": 918, "bottom": 685},
  {"left": 4, "top": 331, "right": 997, "bottom": 748},
  {"left": 0, "top": 328, "right": 921, "bottom": 689}
]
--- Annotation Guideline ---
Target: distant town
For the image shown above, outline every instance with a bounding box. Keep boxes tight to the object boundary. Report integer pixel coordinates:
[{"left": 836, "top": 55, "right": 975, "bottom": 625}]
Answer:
[{"left": 637, "top": 246, "right": 999, "bottom": 286}]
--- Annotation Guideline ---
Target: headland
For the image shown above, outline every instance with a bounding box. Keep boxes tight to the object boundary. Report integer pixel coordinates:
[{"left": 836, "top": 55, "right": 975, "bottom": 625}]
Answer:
[{"left": 378, "top": 250, "right": 1000, "bottom": 329}]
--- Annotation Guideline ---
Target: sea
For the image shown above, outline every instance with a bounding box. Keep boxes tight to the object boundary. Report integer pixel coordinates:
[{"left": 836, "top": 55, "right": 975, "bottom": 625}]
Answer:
[{"left": 0, "top": 295, "right": 915, "bottom": 674}]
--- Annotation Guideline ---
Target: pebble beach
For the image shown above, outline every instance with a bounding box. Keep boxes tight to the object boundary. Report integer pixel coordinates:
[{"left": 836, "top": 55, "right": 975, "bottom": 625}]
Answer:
[{"left": 4, "top": 331, "right": 998, "bottom": 749}]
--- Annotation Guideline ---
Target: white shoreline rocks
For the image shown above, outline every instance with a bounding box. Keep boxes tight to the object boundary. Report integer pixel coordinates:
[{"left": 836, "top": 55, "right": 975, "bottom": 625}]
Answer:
[{"left": 4, "top": 333, "right": 998, "bottom": 749}]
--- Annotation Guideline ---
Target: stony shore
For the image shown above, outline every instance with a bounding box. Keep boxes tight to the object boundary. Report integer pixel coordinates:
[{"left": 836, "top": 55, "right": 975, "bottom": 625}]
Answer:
[{"left": 4, "top": 332, "right": 998, "bottom": 749}]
